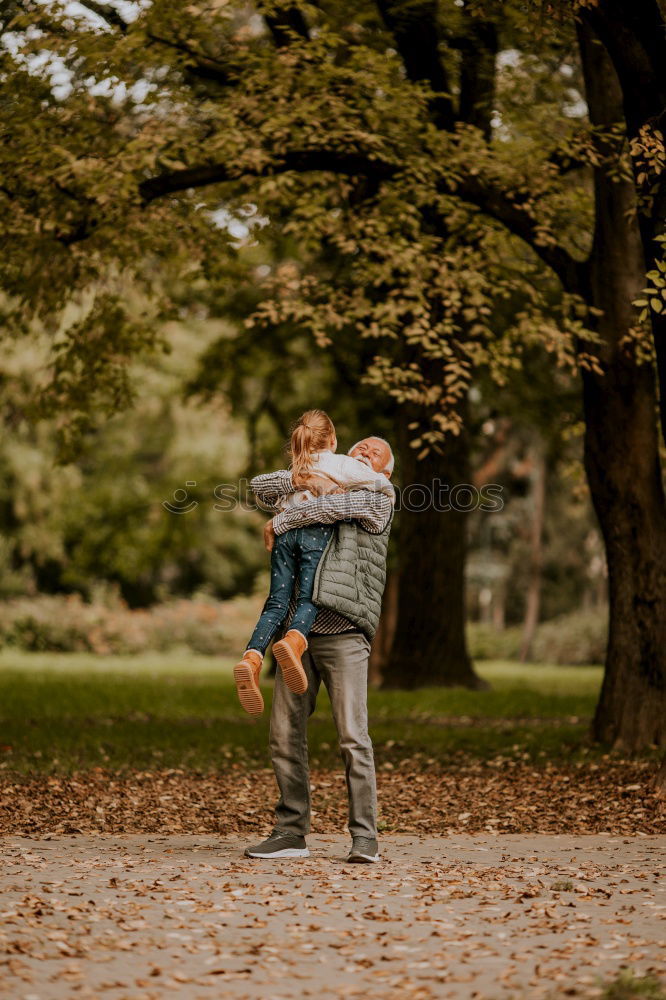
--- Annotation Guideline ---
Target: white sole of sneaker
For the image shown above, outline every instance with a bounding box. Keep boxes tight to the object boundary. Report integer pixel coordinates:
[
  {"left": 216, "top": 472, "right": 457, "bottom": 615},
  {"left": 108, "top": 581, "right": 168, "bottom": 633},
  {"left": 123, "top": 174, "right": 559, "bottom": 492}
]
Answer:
[
  {"left": 245, "top": 848, "right": 310, "bottom": 859},
  {"left": 347, "top": 853, "right": 380, "bottom": 863}
]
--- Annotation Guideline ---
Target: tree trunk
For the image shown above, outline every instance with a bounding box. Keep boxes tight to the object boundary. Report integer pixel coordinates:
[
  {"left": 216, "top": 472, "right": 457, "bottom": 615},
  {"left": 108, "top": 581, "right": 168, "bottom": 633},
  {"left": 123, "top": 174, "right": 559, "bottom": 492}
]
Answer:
[
  {"left": 374, "top": 0, "right": 495, "bottom": 691},
  {"left": 381, "top": 403, "right": 487, "bottom": 689},
  {"left": 578, "top": 0, "right": 666, "bottom": 446},
  {"left": 578, "top": 22, "right": 666, "bottom": 749},
  {"left": 492, "top": 586, "right": 506, "bottom": 631},
  {"left": 519, "top": 447, "right": 546, "bottom": 663},
  {"left": 368, "top": 569, "right": 398, "bottom": 685},
  {"left": 583, "top": 357, "right": 666, "bottom": 749},
  {"left": 654, "top": 759, "right": 666, "bottom": 799}
]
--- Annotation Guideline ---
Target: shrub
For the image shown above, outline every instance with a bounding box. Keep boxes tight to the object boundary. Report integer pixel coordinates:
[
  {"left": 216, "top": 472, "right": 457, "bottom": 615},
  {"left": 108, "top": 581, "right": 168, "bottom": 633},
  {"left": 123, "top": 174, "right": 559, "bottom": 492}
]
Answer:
[
  {"left": 467, "top": 609, "right": 607, "bottom": 666},
  {"left": 466, "top": 623, "right": 522, "bottom": 661},
  {"left": 531, "top": 608, "right": 607, "bottom": 666},
  {"left": 0, "top": 594, "right": 238, "bottom": 656}
]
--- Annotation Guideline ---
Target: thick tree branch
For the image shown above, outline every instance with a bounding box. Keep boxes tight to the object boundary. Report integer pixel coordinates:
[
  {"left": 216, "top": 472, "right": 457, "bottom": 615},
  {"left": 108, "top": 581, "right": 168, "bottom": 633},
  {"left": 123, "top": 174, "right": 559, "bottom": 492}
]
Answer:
[
  {"left": 375, "top": 0, "right": 456, "bottom": 131},
  {"left": 138, "top": 149, "right": 399, "bottom": 204},
  {"left": 577, "top": 0, "right": 666, "bottom": 138},
  {"left": 262, "top": 4, "right": 310, "bottom": 47},
  {"left": 74, "top": 143, "right": 583, "bottom": 296},
  {"left": 144, "top": 32, "right": 232, "bottom": 87},
  {"left": 449, "top": 174, "right": 586, "bottom": 293},
  {"left": 458, "top": 6, "right": 498, "bottom": 140}
]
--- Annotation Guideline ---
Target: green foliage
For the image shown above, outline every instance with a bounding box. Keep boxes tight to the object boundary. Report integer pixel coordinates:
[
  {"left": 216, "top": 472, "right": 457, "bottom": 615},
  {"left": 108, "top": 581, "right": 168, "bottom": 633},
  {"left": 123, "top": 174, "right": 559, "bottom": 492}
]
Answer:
[
  {"left": 1, "top": 1, "right": 626, "bottom": 632},
  {"left": 1, "top": 0, "right": 618, "bottom": 452},
  {"left": 0, "top": 319, "right": 265, "bottom": 604}
]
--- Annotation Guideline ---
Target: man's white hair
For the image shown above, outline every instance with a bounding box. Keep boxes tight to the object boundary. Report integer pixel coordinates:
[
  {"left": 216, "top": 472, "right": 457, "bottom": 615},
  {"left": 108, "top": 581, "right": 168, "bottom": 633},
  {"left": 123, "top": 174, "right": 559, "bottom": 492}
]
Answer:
[{"left": 348, "top": 436, "right": 395, "bottom": 475}]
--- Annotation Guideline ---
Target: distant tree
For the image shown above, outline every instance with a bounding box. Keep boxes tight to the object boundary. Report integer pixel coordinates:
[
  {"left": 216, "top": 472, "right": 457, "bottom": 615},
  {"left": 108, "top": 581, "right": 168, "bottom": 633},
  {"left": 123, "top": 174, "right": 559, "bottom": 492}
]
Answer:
[{"left": 0, "top": 317, "right": 264, "bottom": 605}]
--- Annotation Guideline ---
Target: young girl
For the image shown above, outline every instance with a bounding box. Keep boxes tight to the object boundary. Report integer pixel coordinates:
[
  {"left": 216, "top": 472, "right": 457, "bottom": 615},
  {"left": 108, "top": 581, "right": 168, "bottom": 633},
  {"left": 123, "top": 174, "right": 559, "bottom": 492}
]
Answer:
[{"left": 234, "top": 410, "right": 394, "bottom": 716}]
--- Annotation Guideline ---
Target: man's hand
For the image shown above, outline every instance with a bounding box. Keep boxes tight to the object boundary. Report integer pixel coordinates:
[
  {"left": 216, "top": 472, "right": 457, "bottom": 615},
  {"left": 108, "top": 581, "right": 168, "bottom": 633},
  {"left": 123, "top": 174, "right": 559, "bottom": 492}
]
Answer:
[{"left": 263, "top": 519, "right": 276, "bottom": 552}]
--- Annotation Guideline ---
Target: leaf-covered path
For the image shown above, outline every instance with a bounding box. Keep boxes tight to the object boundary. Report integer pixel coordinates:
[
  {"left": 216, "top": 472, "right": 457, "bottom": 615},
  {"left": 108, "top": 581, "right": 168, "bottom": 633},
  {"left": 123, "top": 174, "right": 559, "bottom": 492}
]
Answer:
[
  {"left": 0, "top": 834, "right": 663, "bottom": 1000},
  {"left": 1, "top": 761, "right": 664, "bottom": 838}
]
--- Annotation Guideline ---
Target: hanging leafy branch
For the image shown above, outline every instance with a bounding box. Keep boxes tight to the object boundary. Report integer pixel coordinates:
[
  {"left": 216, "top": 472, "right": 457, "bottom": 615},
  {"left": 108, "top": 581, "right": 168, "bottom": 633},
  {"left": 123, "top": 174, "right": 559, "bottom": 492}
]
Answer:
[{"left": 1, "top": 0, "right": 647, "bottom": 450}]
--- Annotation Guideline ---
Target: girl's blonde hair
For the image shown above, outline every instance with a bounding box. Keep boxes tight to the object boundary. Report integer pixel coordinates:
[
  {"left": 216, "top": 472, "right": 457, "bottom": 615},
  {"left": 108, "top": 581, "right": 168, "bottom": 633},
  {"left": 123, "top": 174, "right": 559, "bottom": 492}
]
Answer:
[{"left": 289, "top": 409, "right": 335, "bottom": 480}]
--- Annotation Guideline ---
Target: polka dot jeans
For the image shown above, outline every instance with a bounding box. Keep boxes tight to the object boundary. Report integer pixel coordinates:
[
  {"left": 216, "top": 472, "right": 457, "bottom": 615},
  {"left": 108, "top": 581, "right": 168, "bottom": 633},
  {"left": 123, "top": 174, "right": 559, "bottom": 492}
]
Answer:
[{"left": 246, "top": 524, "right": 334, "bottom": 656}]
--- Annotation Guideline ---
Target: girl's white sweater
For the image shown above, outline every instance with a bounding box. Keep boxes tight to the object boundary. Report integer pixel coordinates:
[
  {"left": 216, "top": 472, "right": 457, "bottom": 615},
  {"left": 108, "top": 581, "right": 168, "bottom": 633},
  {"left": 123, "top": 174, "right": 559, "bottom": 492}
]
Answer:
[{"left": 276, "top": 449, "right": 395, "bottom": 511}]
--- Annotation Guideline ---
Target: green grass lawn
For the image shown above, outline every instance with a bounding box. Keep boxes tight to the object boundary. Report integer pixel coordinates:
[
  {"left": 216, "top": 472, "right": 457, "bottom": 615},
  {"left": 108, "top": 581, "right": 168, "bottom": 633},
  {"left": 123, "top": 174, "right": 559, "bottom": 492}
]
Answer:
[{"left": 0, "top": 649, "right": 646, "bottom": 775}]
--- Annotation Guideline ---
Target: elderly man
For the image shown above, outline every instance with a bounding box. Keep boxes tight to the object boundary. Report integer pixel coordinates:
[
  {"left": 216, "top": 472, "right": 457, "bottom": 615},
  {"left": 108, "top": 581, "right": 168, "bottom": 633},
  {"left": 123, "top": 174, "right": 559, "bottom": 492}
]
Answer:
[{"left": 245, "top": 437, "right": 394, "bottom": 864}]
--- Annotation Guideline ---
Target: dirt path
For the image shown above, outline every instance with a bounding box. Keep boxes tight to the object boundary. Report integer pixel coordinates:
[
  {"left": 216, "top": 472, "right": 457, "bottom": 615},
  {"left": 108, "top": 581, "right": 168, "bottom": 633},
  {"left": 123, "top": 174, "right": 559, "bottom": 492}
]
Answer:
[{"left": 1, "top": 834, "right": 664, "bottom": 1000}]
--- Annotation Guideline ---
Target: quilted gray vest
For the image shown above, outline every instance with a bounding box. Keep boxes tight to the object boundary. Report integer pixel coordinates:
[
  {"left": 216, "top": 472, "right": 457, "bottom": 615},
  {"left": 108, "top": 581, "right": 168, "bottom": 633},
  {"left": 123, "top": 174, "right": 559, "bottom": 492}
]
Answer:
[{"left": 311, "top": 515, "right": 392, "bottom": 641}]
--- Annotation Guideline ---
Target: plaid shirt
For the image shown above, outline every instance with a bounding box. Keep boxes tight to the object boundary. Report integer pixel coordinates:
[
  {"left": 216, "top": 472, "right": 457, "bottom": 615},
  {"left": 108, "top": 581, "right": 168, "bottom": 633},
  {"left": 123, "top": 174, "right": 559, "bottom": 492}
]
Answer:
[{"left": 250, "top": 469, "right": 392, "bottom": 635}]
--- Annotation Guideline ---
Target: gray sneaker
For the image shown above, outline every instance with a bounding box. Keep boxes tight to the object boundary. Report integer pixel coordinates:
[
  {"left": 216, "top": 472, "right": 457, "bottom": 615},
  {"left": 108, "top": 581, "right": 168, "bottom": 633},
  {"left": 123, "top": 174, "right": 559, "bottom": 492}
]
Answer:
[
  {"left": 244, "top": 829, "right": 309, "bottom": 859},
  {"left": 346, "top": 836, "right": 380, "bottom": 863}
]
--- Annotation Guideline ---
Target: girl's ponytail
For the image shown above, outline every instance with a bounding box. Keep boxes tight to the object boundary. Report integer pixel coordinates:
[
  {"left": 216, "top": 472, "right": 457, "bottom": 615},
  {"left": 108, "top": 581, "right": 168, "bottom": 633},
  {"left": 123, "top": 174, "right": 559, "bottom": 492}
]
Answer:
[
  {"left": 289, "top": 409, "right": 335, "bottom": 480},
  {"left": 290, "top": 423, "right": 313, "bottom": 481}
]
